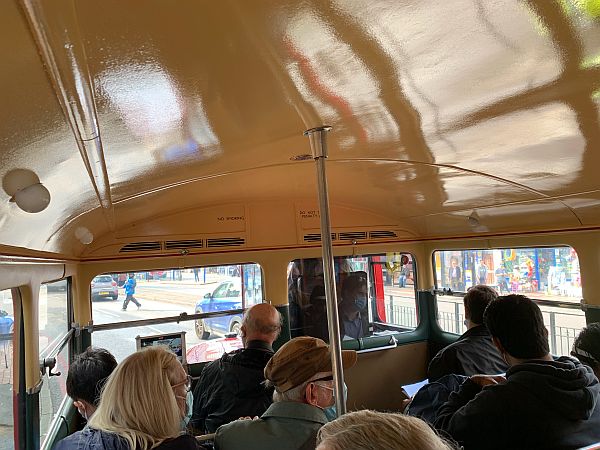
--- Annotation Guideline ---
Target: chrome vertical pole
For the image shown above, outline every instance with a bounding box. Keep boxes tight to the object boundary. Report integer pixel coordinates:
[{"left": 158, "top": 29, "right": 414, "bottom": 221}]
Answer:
[{"left": 303, "top": 125, "right": 346, "bottom": 416}]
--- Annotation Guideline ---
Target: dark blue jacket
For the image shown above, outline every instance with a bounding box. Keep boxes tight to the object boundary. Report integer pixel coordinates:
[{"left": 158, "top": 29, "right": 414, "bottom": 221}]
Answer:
[
  {"left": 190, "top": 340, "right": 274, "bottom": 434},
  {"left": 428, "top": 325, "right": 508, "bottom": 382},
  {"left": 434, "top": 357, "right": 600, "bottom": 450},
  {"left": 53, "top": 428, "right": 199, "bottom": 450}
]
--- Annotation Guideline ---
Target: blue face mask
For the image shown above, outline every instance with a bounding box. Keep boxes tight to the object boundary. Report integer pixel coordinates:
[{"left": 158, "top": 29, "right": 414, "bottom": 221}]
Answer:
[
  {"left": 180, "top": 390, "right": 193, "bottom": 429},
  {"left": 355, "top": 295, "right": 367, "bottom": 310},
  {"left": 323, "top": 382, "right": 348, "bottom": 422}
]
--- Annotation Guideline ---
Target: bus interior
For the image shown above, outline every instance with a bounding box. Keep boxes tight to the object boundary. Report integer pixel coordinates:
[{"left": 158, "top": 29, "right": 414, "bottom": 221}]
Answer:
[{"left": 1, "top": 0, "right": 600, "bottom": 449}]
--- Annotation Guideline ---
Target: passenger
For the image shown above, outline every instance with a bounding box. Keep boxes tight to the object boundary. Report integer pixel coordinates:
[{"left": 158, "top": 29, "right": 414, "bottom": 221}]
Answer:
[
  {"left": 55, "top": 346, "right": 198, "bottom": 450},
  {"left": 571, "top": 322, "right": 600, "bottom": 379},
  {"left": 428, "top": 285, "right": 508, "bottom": 381},
  {"left": 434, "top": 295, "right": 600, "bottom": 450},
  {"left": 214, "top": 336, "right": 357, "bottom": 450},
  {"left": 190, "top": 303, "right": 282, "bottom": 434},
  {"left": 66, "top": 347, "right": 117, "bottom": 421},
  {"left": 316, "top": 410, "right": 455, "bottom": 450},
  {"left": 339, "top": 274, "right": 368, "bottom": 339},
  {"left": 304, "top": 285, "right": 329, "bottom": 341}
]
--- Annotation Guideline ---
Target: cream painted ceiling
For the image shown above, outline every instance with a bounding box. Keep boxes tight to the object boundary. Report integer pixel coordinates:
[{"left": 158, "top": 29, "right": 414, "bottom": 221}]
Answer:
[{"left": 1, "top": 0, "right": 599, "bottom": 257}]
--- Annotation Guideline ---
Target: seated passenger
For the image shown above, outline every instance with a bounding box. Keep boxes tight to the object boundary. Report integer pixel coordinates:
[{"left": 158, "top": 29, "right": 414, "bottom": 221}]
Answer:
[
  {"left": 571, "top": 322, "right": 600, "bottom": 379},
  {"left": 66, "top": 347, "right": 117, "bottom": 421},
  {"left": 316, "top": 409, "right": 455, "bottom": 450},
  {"left": 434, "top": 295, "right": 600, "bottom": 450},
  {"left": 55, "top": 346, "right": 198, "bottom": 450},
  {"left": 304, "top": 285, "right": 329, "bottom": 341},
  {"left": 339, "top": 273, "right": 369, "bottom": 339},
  {"left": 428, "top": 285, "right": 508, "bottom": 381},
  {"left": 190, "top": 303, "right": 281, "bottom": 434},
  {"left": 214, "top": 336, "right": 357, "bottom": 450}
]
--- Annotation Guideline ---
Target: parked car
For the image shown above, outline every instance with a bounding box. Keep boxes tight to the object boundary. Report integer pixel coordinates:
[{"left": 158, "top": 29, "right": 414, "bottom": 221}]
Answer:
[
  {"left": 194, "top": 279, "right": 244, "bottom": 339},
  {"left": 91, "top": 275, "right": 119, "bottom": 301}
]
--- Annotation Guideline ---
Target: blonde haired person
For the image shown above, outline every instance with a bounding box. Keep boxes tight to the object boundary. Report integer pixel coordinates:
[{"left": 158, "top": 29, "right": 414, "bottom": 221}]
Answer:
[
  {"left": 55, "top": 346, "right": 199, "bottom": 450},
  {"left": 316, "top": 410, "right": 455, "bottom": 450}
]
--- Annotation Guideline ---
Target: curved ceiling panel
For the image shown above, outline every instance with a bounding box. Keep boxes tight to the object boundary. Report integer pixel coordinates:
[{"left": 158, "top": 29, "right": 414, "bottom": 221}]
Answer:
[{"left": 0, "top": 0, "right": 598, "bottom": 257}]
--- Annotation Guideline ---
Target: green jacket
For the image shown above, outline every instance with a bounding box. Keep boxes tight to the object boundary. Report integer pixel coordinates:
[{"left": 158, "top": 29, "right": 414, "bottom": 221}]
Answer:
[{"left": 214, "top": 401, "right": 327, "bottom": 450}]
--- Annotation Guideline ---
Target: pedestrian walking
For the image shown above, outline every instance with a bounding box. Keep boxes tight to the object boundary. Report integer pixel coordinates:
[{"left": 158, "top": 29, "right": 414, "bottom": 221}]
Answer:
[{"left": 122, "top": 273, "right": 141, "bottom": 311}]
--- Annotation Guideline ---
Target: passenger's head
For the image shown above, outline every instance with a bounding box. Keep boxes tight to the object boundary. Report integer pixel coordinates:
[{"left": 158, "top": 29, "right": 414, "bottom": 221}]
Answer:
[
  {"left": 463, "top": 285, "right": 497, "bottom": 327},
  {"left": 264, "top": 337, "right": 356, "bottom": 410},
  {"left": 89, "top": 346, "right": 190, "bottom": 450},
  {"left": 572, "top": 322, "right": 600, "bottom": 378},
  {"left": 316, "top": 410, "right": 455, "bottom": 450},
  {"left": 341, "top": 274, "right": 367, "bottom": 301},
  {"left": 240, "top": 303, "right": 282, "bottom": 346},
  {"left": 66, "top": 347, "right": 117, "bottom": 420},
  {"left": 484, "top": 294, "right": 550, "bottom": 362},
  {"left": 128, "top": 273, "right": 134, "bottom": 278}
]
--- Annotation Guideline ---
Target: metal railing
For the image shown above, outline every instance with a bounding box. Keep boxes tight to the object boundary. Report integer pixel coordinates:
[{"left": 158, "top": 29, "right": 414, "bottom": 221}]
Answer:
[
  {"left": 436, "top": 299, "right": 583, "bottom": 356},
  {"left": 384, "top": 295, "right": 417, "bottom": 329},
  {"left": 382, "top": 293, "right": 584, "bottom": 356}
]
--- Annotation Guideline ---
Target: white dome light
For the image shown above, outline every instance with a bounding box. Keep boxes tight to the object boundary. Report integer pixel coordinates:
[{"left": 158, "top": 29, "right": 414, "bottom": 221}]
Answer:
[
  {"left": 75, "top": 227, "right": 94, "bottom": 245},
  {"left": 11, "top": 183, "right": 51, "bottom": 213}
]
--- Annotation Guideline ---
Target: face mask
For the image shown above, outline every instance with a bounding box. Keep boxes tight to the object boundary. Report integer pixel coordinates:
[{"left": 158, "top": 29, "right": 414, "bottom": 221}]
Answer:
[
  {"left": 354, "top": 296, "right": 367, "bottom": 310},
  {"left": 322, "top": 382, "right": 348, "bottom": 422},
  {"left": 179, "top": 390, "right": 193, "bottom": 429}
]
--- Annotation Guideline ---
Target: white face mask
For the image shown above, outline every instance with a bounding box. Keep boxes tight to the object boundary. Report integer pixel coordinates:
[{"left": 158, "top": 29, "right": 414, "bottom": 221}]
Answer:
[{"left": 180, "top": 390, "right": 193, "bottom": 430}]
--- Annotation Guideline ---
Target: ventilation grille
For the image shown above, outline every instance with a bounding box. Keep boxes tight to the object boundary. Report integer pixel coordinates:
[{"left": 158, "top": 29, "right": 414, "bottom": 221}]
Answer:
[
  {"left": 206, "top": 237, "right": 245, "bottom": 248},
  {"left": 369, "top": 230, "right": 398, "bottom": 239},
  {"left": 303, "top": 233, "right": 337, "bottom": 242},
  {"left": 120, "top": 242, "right": 162, "bottom": 253},
  {"left": 164, "top": 239, "right": 204, "bottom": 250},
  {"left": 338, "top": 231, "right": 367, "bottom": 241}
]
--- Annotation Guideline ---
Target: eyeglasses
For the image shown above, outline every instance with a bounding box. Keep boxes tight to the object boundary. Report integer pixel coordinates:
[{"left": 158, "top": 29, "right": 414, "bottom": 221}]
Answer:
[
  {"left": 311, "top": 375, "right": 335, "bottom": 395},
  {"left": 571, "top": 348, "right": 598, "bottom": 364},
  {"left": 315, "top": 382, "right": 334, "bottom": 393},
  {"left": 171, "top": 375, "right": 192, "bottom": 392}
]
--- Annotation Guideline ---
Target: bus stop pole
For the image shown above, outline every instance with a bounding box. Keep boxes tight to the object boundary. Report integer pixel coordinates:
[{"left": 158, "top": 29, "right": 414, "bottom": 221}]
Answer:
[{"left": 304, "top": 125, "right": 346, "bottom": 417}]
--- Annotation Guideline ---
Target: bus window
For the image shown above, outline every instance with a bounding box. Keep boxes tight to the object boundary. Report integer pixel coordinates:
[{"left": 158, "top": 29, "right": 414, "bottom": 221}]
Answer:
[
  {"left": 288, "top": 253, "right": 417, "bottom": 342},
  {"left": 39, "top": 280, "right": 71, "bottom": 443},
  {"left": 0, "top": 289, "right": 15, "bottom": 450},
  {"left": 91, "top": 264, "right": 263, "bottom": 364},
  {"left": 433, "top": 247, "right": 586, "bottom": 356}
]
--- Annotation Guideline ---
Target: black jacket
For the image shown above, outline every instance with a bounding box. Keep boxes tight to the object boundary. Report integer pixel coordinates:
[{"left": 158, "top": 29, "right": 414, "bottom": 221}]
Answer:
[
  {"left": 54, "top": 428, "right": 199, "bottom": 450},
  {"left": 190, "top": 340, "right": 274, "bottom": 434},
  {"left": 428, "top": 325, "right": 508, "bottom": 381},
  {"left": 434, "top": 357, "right": 600, "bottom": 450}
]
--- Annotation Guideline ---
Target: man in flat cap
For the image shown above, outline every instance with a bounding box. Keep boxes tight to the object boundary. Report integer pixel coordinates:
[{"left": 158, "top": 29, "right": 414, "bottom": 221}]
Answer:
[{"left": 214, "top": 336, "right": 357, "bottom": 450}]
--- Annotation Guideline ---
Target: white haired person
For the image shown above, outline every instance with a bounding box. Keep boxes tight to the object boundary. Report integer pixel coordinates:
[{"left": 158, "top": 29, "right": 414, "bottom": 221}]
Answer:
[
  {"left": 316, "top": 410, "right": 456, "bottom": 450},
  {"left": 55, "top": 346, "right": 199, "bottom": 450}
]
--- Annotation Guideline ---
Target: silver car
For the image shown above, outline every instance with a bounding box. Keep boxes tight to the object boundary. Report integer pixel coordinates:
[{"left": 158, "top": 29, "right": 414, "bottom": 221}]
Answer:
[{"left": 91, "top": 275, "right": 119, "bottom": 301}]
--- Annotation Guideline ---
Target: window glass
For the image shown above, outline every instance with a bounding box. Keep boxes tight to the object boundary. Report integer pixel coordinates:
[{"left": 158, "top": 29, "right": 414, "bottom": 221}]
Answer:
[
  {"left": 91, "top": 264, "right": 263, "bottom": 363},
  {"left": 288, "top": 253, "right": 417, "bottom": 342},
  {"left": 433, "top": 247, "right": 586, "bottom": 355},
  {"left": 39, "top": 280, "right": 70, "bottom": 443},
  {"left": 0, "top": 289, "right": 15, "bottom": 450}
]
